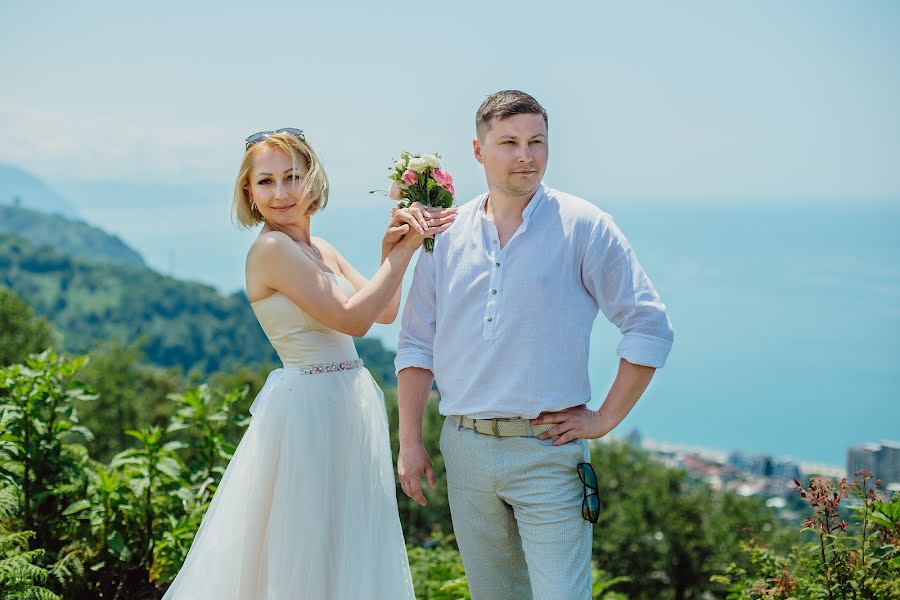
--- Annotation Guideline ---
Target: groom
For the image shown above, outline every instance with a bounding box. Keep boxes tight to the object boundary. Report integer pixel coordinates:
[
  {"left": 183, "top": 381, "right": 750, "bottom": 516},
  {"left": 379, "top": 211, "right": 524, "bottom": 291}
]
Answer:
[{"left": 395, "top": 90, "right": 673, "bottom": 599}]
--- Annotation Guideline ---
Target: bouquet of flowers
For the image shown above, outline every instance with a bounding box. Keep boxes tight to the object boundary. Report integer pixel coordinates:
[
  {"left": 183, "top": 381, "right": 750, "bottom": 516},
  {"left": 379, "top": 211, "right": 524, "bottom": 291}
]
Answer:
[{"left": 378, "top": 152, "right": 455, "bottom": 252}]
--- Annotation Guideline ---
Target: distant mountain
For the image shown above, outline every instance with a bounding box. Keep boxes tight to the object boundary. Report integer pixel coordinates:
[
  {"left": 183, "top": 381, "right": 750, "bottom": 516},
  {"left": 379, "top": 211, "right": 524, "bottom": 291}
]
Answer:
[
  {"left": 0, "top": 232, "right": 397, "bottom": 382},
  {"left": 0, "top": 205, "right": 145, "bottom": 268},
  {"left": 0, "top": 163, "right": 79, "bottom": 218}
]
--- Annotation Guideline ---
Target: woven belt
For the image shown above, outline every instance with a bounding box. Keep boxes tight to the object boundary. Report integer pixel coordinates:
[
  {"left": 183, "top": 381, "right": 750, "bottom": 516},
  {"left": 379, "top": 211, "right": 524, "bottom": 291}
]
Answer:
[{"left": 449, "top": 415, "right": 553, "bottom": 437}]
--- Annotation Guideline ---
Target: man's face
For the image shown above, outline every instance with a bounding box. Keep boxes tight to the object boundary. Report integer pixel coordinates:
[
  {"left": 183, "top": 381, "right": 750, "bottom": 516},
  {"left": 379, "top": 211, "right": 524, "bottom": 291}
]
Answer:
[{"left": 474, "top": 113, "right": 548, "bottom": 199}]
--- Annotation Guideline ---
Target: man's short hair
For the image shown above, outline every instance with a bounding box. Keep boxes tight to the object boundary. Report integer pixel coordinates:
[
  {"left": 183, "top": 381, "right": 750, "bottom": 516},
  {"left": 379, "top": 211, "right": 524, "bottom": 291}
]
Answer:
[{"left": 475, "top": 90, "right": 548, "bottom": 139}]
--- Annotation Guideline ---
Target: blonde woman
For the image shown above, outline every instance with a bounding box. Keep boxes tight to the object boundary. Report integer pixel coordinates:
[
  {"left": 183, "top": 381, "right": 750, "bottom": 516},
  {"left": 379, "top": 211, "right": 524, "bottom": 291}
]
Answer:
[{"left": 163, "top": 129, "right": 456, "bottom": 599}]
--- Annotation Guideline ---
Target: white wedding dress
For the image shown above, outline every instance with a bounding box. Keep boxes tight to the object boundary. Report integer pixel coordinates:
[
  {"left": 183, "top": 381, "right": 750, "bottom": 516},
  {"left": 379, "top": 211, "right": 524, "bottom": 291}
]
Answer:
[{"left": 163, "top": 274, "right": 415, "bottom": 599}]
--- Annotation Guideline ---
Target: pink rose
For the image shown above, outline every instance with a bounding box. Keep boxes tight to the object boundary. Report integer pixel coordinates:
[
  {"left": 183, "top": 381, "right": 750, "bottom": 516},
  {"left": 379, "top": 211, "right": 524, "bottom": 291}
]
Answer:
[
  {"left": 432, "top": 169, "right": 454, "bottom": 190},
  {"left": 389, "top": 181, "right": 403, "bottom": 200},
  {"left": 401, "top": 169, "right": 418, "bottom": 186},
  {"left": 445, "top": 183, "right": 455, "bottom": 196}
]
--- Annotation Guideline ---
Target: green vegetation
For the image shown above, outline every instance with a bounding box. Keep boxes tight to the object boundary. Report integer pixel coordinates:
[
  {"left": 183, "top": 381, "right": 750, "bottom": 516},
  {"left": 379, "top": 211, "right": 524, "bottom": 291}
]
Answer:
[
  {"left": 0, "top": 288, "right": 56, "bottom": 367},
  {"left": 1, "top": 343, "right": 896, "bottom": 598},
  {"left": 0, "top": 236, "right": 396, "bottom": 382},
  {"left": 0, "top": 350, "right": 466, "bottom": 599},
  {"left": 0, "top": 483, "right": 59, "bottom": 600},
  {"left": 589, "top": 440, "right": 795, "bottom": 599},
  {"left": 0, "top": 205, "right": 144, "bottom": 268},
  {"left": 0, "top": 348, "right": 662, "bottom": 599},
  {"left": 713, "top": 475, "right": 900, "bottom": 599},
  {"left": 1, "top": 232, "right": 275, "bottom": 373}
]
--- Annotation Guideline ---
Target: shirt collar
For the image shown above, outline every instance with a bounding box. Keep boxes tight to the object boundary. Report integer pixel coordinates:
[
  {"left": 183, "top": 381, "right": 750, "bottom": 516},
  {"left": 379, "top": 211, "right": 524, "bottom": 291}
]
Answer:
[
  {"left": 474, "top": 182, "right": 547, "bottom": 223},
  {"left": 471, "top": 183, "right": 548, "bottom": 246}
]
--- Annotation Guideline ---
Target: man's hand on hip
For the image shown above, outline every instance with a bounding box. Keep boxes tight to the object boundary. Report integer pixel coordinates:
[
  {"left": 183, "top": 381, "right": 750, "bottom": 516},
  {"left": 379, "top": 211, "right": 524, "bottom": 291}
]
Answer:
[
  {"left": 531, "top": 405, "right": 616, "bottom": 446},
  {"left": 398, "top": 443, "right": 437, "bottom": 506},
  {"left": 533, "top": 360, "right": 656, "bottom": 445}
]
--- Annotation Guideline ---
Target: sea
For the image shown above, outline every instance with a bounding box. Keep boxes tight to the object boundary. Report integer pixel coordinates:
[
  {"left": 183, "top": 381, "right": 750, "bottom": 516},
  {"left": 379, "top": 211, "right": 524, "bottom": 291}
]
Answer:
[{"left": 57, "top": 180, "right": 900, "bottom": 468}]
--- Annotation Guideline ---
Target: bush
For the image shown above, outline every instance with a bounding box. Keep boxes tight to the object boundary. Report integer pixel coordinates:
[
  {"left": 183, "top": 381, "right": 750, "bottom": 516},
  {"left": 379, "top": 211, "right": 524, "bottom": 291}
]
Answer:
[
  {"left": 712, "top": 473, "right": 900, "bottom": 599},
  {"left": 0, "top": 483, "right": 59, "bottom": 600},
  {"left": 0, "top": 350, "right": 817, "bottom": 599},
  {"left": 589, "top": 439, "right": 789, "bottom": 599}
]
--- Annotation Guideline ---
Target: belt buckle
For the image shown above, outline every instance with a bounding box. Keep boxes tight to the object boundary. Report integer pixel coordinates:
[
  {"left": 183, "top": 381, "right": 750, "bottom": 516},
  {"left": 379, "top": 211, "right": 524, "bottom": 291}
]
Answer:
[{"left": 473, "top": 418, "right": 500, "bottom": 437}]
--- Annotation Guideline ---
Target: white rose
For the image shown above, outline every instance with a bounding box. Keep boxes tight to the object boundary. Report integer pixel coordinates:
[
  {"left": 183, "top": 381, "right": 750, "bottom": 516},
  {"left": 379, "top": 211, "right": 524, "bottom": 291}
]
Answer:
[
  {"left": 407, "top": 157, "right": 428, "bottom": 173},
  {"left": 422, "top": 154, "right": 440, "bottom": 169},
  {"left": 395, "top": 159, "right": 406, "bottom": 170}
]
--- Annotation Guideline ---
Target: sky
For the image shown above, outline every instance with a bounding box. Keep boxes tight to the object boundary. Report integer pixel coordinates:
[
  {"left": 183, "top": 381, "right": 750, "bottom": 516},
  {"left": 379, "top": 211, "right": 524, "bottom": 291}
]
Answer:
[{"left": 2, "top": 0, "right": 900, "bottom": 203}]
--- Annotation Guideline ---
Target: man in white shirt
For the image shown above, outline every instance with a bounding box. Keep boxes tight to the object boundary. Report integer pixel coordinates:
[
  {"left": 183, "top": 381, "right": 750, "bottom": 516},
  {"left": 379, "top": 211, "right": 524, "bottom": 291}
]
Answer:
[{"left": 395, "top": 90, "right": 673, "bottom": 599}]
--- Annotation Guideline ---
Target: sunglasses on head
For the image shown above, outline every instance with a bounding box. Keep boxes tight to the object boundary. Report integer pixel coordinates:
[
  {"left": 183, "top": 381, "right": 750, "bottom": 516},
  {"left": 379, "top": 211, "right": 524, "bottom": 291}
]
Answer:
[
  {"left": 245, "top": 128, "right": 305, "bottom": 150},
  {"left": 577, "top": 462, "right": 600, "bottom": 524}
]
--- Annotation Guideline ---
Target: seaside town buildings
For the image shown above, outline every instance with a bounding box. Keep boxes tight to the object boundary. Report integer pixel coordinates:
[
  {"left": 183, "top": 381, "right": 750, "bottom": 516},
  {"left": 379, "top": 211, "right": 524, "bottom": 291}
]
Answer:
[
  {"left": 605, "top": 433, "right": 900, "bottom": 524},
  {"left": 847, "top": 441, "right": 900, "bottom": 487}
]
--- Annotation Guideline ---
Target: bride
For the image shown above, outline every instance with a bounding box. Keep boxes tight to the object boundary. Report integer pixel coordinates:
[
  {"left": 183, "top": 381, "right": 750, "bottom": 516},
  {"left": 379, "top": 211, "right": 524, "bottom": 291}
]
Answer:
[{"left": 163, "top": 128, "right": 456, "bottom": 599}]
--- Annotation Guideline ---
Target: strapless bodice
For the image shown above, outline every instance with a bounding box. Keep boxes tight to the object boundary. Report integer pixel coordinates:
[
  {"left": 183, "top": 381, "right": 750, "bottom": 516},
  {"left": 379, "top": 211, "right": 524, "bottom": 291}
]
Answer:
[{"left": 250, "top": 274, "right": 359, "bottom": 367}]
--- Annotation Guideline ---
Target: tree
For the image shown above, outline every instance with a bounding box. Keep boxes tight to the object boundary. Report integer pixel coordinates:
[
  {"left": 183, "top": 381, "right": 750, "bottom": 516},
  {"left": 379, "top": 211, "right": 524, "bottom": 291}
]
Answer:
[
  {"left": 588, "top": 440, "right": 790, "bottom": 600},
  {"left": 76, "top": 340, "right": 183, "bottom": 462},
  {"left": 0, "top": 287, "right": 55, "bottom": 366}
]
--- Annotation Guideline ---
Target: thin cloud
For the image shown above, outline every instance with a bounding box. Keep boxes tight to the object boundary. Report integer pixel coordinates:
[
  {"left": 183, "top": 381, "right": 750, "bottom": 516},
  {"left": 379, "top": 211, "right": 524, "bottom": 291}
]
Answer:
[{"left": 0, "top": 104, "right": 237, "bottom": 183}]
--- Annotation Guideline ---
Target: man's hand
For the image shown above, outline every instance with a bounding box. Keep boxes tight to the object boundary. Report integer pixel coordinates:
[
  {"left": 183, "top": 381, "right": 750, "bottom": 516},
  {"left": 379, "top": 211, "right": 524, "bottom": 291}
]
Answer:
[
  {"left": 533, "top": 360, "right": 656, "bottom": 445},
  {"left": 531, "top": 405, "right": 616, "bottom": 446},
  {"left": 398, "top": 442, "right": 437, "bottom": 506}
]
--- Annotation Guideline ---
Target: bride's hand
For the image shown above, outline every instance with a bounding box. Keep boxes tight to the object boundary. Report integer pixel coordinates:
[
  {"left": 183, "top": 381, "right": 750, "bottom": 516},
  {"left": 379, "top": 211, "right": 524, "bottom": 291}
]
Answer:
[{"left": 383, "top": 203, "right": 458, "bottom": 253}]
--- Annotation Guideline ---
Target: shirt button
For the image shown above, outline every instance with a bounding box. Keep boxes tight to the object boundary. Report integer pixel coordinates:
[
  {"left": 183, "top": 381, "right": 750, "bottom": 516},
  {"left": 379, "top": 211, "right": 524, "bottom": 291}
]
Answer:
[
  {"left": 495, "top": 262, "right": 501, "bottom": 267},
  {"left": 492, "top": 240, "right": 497, "bottom": 244},
  {"left": 491, "top": 289, "right": 497, "bottom": 294},
  {"left": 486, "top": 316, "right": 493, "bottom": 322}
]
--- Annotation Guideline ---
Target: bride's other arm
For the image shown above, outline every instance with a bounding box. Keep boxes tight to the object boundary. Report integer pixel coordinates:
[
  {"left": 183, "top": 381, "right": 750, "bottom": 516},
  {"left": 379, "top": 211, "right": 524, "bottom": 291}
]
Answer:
[
  {"left": 314, "top": 237, "right": 401, "bottom": 325},
  {"left": 248, "top": 220, "right": 423, "bottom": 338},
  {"left": 316, "top": 205, "right": 457, "bottom": 324}
]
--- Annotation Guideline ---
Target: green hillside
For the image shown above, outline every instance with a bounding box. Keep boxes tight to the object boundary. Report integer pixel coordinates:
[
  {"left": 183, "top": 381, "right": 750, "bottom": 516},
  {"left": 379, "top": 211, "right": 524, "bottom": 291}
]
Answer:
[
  {"left": 0, "top": 233, "right": 396, "bottom": 381},
  {"left": 0, "top": 204, "right": 145, "bottom": 267}
]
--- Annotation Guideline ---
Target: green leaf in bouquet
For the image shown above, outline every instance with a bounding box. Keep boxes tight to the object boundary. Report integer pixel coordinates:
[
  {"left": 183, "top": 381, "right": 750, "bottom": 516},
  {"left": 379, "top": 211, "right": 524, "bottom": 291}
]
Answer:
[{"left": 436, "top": 188, "right": 454, "bottom": 208}]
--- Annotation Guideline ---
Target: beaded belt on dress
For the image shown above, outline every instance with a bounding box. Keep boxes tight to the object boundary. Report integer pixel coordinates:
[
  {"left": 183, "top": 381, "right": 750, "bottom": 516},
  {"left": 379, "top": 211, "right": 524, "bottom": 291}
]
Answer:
[{"left": 286, "top": 358, "right": 364, "bottom": 375}]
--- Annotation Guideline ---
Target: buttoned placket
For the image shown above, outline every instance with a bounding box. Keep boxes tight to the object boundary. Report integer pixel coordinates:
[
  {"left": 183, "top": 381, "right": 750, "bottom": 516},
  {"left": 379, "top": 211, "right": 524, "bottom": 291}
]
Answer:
[
  {"left": 482, "top": 219, "right": 502, "bottom": 339},
  {"left": 477, "top": 189, "right": 543, "bottom": 340}
]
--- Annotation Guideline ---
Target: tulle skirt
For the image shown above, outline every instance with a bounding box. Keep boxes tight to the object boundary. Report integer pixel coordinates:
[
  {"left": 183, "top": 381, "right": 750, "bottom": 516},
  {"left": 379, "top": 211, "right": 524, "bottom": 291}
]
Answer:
[{"left": 162, "top": 366, "right": 415, "bottom": 599}]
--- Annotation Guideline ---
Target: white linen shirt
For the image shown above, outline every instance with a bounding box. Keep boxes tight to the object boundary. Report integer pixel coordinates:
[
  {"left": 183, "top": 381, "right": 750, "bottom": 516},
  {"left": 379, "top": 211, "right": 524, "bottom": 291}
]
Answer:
[{"left": 395, "top": 183, "right": 673, "bottom": 419}]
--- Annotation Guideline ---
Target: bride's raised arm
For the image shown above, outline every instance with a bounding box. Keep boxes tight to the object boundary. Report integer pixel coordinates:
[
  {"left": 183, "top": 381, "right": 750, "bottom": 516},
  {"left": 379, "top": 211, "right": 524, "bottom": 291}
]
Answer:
[{"left": 248, "top": 222, "right": 424, "bottom": 337}]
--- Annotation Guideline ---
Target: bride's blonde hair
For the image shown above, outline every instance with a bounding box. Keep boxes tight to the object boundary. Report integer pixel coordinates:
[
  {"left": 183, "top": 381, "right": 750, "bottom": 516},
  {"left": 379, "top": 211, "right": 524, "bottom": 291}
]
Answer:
[{"left": 232, "top": 133, "right": 329, "bottom": 228}]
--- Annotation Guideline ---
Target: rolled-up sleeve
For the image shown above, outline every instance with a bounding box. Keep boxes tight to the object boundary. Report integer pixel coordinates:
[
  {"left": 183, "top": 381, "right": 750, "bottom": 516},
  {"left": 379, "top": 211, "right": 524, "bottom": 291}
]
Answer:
[
  {"left": 395, "top": 248, "right": 437, "bottom": 374},
  {"left": 581, "top": 213, "right": 674, "bottom": 368}
]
